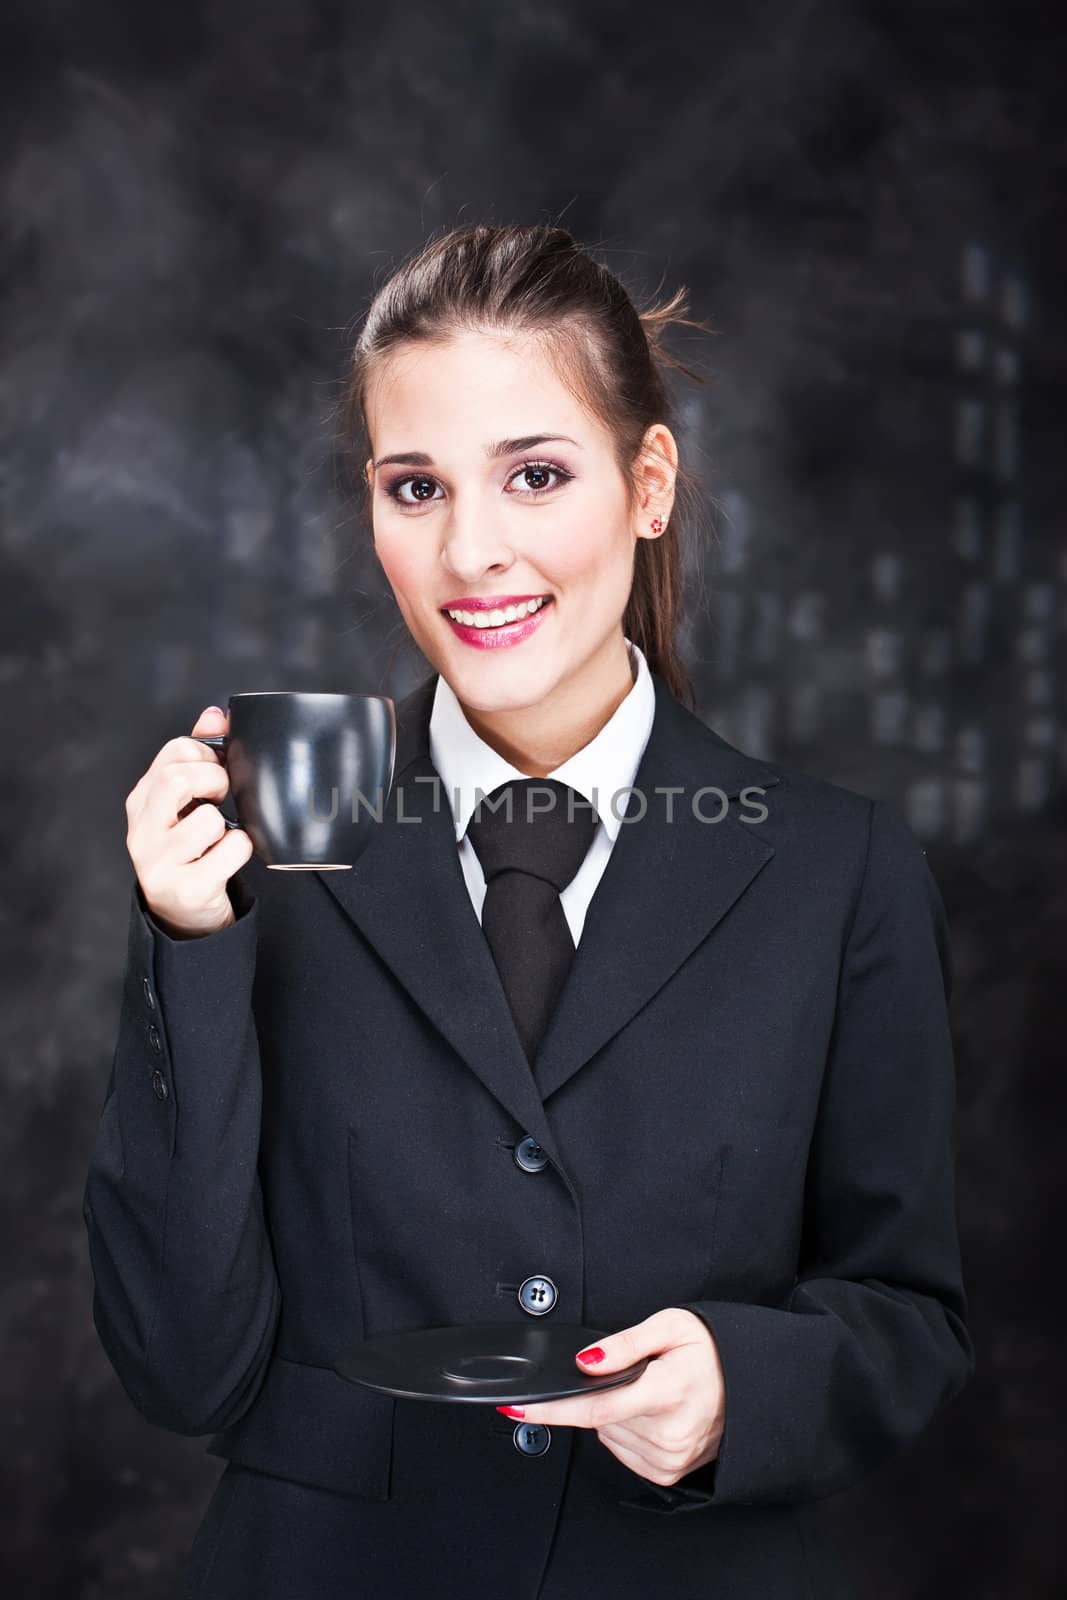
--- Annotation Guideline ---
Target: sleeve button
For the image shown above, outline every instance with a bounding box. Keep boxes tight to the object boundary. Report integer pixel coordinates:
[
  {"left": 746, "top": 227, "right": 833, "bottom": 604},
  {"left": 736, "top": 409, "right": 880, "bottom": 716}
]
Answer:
[
  {"left": 151, "top": 1069, "right": 168, "bottom": 1101},
  {"left": 147, "top": 1023, "right": 162, "bottom": 1055}
]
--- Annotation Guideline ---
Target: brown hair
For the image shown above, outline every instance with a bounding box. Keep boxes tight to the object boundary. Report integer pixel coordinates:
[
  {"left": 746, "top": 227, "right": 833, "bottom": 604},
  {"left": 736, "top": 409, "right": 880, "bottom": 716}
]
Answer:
[{"left": 336, "top": 222, "right": 718, "bottom": 711}]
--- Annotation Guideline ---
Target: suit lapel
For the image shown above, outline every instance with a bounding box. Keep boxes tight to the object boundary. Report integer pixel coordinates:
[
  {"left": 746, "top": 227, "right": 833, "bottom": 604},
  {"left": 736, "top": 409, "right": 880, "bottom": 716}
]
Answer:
[
  {"left": 314, "top": 673, "right": 561, "bottom": 1163},
  {"left": 532, "top": 681, "right": 780, "bottom": 1101},
  {"left": 314, "top": 668, "right": 780, "bottom": 1162}
]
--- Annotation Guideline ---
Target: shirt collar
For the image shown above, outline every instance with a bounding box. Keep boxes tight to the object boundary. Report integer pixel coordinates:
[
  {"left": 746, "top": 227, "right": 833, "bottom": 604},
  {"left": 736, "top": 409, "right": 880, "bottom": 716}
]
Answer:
[{"left": 428, "top": 637, "right": 657, "bottom": 845}]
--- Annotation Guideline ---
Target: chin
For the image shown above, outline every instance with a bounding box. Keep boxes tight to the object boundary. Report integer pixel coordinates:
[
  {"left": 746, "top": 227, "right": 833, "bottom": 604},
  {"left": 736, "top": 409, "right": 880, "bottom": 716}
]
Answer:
[{"left": 449, "top": 658, "right": 558, "bottom": 714}]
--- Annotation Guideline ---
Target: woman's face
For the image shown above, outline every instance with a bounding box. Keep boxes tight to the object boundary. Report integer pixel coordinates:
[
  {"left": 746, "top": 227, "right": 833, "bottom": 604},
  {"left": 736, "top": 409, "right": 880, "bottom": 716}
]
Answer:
[{"left": 364, "top": 327, "right": 675, "bottom": 717}]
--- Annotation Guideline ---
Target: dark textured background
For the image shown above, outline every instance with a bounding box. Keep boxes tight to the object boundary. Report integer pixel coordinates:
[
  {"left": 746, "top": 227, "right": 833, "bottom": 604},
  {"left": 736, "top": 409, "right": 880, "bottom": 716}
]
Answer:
[{"left": 2, "top": 0, "right": 1063, "bottom": 1594}]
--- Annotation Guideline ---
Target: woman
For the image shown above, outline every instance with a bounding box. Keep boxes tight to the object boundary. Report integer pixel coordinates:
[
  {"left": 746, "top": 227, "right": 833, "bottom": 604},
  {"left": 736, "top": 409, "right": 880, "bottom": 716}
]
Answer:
[{"left": 84, "top": 222, "right": 975, "bottom": 1598}]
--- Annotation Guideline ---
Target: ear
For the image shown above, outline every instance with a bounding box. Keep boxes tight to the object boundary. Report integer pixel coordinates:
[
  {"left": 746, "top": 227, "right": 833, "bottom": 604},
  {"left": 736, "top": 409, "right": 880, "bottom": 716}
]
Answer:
[{"left": 633, "top": 424, "right": 678, "bottom": 541}]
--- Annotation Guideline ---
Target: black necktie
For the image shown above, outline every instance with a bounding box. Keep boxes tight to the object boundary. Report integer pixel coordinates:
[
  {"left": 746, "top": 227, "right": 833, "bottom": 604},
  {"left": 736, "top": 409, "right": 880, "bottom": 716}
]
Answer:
[{"left": 466, "top": 778, "right": 600, "bottom": 1071}]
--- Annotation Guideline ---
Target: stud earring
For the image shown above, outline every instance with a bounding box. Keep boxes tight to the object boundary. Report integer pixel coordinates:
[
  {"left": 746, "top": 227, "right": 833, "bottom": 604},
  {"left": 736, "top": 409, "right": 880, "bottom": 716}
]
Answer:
[{"left": 650, "top": 516, "right": 664, "bottom": 534}]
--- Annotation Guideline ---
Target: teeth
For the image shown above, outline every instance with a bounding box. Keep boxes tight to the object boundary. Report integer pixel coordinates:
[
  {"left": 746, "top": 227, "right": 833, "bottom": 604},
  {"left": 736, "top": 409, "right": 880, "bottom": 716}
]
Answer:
[{"left": 446, "top": 596, "right": 549, "bottom": 627}]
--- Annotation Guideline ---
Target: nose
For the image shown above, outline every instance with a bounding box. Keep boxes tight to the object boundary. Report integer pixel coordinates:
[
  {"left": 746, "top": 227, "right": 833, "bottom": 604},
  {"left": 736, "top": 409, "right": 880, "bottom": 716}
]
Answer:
[{"left": 441, "top": 497, "right": 515, "bottom": 580}]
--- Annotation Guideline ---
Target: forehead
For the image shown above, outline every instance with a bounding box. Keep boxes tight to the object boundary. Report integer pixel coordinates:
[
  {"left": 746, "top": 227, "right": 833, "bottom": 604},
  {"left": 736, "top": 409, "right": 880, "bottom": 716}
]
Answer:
[{"left": 365, "top": 328, "right": 598, "bottom": 447}]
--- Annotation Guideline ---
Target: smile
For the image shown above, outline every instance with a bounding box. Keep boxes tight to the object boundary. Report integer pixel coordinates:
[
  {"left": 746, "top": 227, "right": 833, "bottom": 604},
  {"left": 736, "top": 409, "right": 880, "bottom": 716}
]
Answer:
[
  {"left": 441, "top": 595, "right": 554, "bottom": 649},
  {"left": 444, "top": 596, "right": 549, "bottom": 626}
]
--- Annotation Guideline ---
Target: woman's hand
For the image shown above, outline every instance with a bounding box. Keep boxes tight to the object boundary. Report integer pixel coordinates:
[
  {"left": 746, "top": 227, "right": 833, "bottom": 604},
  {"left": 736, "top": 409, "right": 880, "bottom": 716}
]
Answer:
[
  {"left": 496, "top": 1307, "right": 726, "bottom": 1487},
  {"left": 125, "top": 704, "right": 253, "bottom": 940}
]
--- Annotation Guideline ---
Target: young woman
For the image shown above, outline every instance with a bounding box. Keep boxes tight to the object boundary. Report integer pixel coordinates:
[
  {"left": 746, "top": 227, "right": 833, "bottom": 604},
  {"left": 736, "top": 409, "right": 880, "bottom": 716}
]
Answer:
[{"left": 85, "top": 222, "right": 974, "bottom": 1599}]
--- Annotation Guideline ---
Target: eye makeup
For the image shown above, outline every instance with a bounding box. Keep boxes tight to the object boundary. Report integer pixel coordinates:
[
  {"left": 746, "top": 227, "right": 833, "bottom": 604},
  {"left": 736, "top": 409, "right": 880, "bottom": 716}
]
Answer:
[{"left": 381, "top": 458, "right": 575, "bottom": 508}]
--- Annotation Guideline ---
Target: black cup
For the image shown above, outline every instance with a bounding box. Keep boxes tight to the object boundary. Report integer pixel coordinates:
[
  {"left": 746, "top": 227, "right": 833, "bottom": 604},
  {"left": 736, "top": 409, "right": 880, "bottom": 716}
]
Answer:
[{"left": 190, "top": 692, "right": 396, "bottom": 870}]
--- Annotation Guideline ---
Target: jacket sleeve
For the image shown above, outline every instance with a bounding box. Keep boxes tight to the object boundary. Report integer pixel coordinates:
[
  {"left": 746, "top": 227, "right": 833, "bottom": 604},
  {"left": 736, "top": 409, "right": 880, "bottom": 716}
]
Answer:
[
  {"left": 82, "top": 868, "right": 281, "bottom": 1436},
  {"left": 670, "top": 797, "right": 975, "bottom": 1507}
]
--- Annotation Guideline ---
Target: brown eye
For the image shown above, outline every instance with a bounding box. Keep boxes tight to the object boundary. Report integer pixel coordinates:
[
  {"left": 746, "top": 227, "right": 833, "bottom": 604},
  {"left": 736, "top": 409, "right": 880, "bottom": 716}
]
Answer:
[
  {"left": 383, "top": 459, "right": 573, "bottom": 509},
  {"left": 506, "top": 460, "right": 574, "bottom": 496},
  {"left": 385, "top": 474, "right": 442, "bottom": 506}
]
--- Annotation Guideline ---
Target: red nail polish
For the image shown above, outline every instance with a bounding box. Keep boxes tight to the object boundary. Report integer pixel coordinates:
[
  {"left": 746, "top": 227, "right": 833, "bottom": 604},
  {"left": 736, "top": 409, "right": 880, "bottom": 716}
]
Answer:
[
  {"left": 496, "top": 1404, "right": 525, "bottom": 1417},
  {"left": 577, "top": 1346, "right": 605, "bottom": 1364}
]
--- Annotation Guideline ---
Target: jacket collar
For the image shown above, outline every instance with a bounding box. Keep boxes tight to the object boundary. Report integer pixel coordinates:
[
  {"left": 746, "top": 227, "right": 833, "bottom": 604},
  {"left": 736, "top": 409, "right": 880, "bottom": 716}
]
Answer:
[{"left": 314, "top": 666, "right": 781, "bottom": 1180}]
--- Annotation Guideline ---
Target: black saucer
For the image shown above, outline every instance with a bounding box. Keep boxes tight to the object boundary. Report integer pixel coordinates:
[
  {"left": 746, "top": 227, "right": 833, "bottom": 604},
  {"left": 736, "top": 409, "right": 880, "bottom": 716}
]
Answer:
[{"left": 334, "top": 1322, "right": 649, "bottom": 1405}]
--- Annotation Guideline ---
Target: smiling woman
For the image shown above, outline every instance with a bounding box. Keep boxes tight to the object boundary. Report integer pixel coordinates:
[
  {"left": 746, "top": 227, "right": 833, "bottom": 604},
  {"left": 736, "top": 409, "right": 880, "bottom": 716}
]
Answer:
[
  {"left": 364, "top": 326, "right": 650, "bottom": 734},
  {"left": 86, "top": 221, "right": 973, "bottom": 1600},
  {"left": 337, "top": 224, "right": 718, "bottom": 734}
]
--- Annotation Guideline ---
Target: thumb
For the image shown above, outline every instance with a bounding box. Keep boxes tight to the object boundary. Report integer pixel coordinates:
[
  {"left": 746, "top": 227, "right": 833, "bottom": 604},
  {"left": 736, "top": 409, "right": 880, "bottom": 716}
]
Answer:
[
  {"left": 192, "top": 703, "right": 229, "bottom": 736},
  {"left": 575, "top": 1309, "right": 690, "bottom": 1372},
  {"left": 574, "top": 1313, "right": 659, "bottom": 1372}
]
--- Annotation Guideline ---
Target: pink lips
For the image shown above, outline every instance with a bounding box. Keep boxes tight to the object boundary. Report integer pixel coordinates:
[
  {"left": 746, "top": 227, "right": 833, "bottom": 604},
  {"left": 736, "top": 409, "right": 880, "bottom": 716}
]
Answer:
[
  {"left": 442, "top": 596, "right": 554, "bottom": 650},
  {"left": 441, "top": 594, "right": 547, "bottom": 611}
]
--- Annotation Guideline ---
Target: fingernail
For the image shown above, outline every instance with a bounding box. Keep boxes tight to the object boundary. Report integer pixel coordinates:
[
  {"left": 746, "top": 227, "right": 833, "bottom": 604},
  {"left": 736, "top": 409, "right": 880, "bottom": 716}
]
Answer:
[
  {"left": 496, "top": 1405, "right": 525, "bottom": 1417},
  {"left": 204, "top": 705, "right": 225, "bottom": 715},
  {"left": 576, "top": 1347, "right": 605, "bottom": 1364}
]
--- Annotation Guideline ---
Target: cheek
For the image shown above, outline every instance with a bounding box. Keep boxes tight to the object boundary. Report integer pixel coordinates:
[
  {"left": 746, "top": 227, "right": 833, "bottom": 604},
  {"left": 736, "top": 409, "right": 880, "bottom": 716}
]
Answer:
[
  {"left": 373, "top": 529, "right": 426, "bottom": 607},
  {"left": 547, "top": 519, "right": 633, "bottom": 603},
  {"left": 540, "top": 498, "right": 619, "bottom": 573}
]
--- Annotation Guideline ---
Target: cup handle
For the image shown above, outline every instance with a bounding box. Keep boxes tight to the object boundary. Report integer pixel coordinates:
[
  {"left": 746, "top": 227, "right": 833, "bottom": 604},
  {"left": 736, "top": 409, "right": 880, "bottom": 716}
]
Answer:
[{"left": 190, "top": 733, "right": 244, "bottom": 830}]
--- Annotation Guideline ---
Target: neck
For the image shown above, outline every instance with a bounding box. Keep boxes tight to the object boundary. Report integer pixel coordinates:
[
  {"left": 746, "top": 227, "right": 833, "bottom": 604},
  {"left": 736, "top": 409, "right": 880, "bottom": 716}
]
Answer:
[{"left": 457, "top": 635, "right": 635, "bottom": 778}]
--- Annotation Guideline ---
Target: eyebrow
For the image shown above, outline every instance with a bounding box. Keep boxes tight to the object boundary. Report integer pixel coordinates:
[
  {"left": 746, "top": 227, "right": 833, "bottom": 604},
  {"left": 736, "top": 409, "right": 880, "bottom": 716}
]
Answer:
[{"left": 372, "top": 433, "right": 581, "bottom": 469}]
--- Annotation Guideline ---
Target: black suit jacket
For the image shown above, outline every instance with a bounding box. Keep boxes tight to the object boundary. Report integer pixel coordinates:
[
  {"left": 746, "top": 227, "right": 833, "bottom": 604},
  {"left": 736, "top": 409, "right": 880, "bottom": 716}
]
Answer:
[{"left": 83, "top": 667, "right": 975, "bottom": 1599}]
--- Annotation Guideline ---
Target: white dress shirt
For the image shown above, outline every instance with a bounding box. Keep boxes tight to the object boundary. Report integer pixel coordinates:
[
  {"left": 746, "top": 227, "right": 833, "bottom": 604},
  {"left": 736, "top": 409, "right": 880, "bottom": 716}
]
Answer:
[{"left": 428, "top": 637, "right": 657, "bottom": 947}]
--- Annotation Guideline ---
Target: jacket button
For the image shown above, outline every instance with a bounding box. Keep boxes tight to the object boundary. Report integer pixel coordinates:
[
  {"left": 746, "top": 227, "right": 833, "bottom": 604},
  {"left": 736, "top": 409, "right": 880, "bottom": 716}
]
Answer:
[
  {"left": 518, "top": 1275, "right": 557, "bottom": 1316},
  {"left": 147, "top": 1023, "right": 162, "bottom": 1054},
  {"left": 513, "top": 1421, "right": 551, "bottom": 1457},
  {"left": 151, "top": 1069, "right": 168, "bottom": 1101},
  {"left": 142, "top": 976, "right": 155, "bottom": 1010},
  {"left": 514, "top": 1135, "right": 549, "bottom": 1173}
]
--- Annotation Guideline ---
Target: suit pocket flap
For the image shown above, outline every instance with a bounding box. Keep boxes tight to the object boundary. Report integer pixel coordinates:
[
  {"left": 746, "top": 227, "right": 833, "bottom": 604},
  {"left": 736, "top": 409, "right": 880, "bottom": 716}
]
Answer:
[{"left": 206, "top": 1355, "right": 395, "bottom": 1501}]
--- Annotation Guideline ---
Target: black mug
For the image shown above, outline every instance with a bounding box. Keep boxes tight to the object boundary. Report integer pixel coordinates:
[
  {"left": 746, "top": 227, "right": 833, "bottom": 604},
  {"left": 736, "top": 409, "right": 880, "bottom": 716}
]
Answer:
[{"left": 190, "top": 692, "right": 396, "bottom": 870}]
